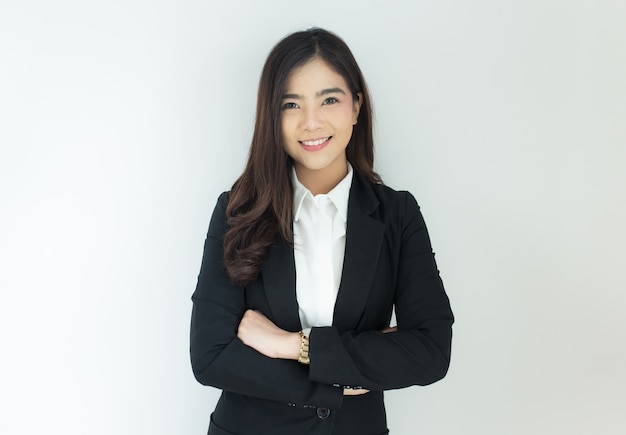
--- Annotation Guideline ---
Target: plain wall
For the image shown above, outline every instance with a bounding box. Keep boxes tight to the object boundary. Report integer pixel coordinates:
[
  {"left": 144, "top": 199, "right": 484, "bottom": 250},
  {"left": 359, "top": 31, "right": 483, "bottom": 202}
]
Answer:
[{"left": 1, "top": 1, "right": 624, "bottom": 434}]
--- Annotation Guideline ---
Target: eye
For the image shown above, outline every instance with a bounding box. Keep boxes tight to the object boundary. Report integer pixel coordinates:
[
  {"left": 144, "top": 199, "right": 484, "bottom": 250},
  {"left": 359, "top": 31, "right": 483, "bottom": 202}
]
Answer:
[
  {"left": 322, "top": 97, "right": 339, "bottom": 105},
  {"left": 282, "top": 102, "right": 299, "bottom": 110}
]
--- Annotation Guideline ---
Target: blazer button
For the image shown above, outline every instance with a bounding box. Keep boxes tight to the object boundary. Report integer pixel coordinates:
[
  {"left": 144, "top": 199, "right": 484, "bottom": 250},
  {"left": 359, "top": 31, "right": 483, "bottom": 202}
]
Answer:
[{"left": 317, "top": 407, "right": 331, "bottom": 419}]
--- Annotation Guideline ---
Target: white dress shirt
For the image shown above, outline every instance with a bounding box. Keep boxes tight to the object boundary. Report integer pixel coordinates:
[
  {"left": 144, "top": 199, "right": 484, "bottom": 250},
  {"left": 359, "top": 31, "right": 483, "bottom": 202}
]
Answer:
[{"left": 291, "top": 164, "right": 353, "bottom": 331}]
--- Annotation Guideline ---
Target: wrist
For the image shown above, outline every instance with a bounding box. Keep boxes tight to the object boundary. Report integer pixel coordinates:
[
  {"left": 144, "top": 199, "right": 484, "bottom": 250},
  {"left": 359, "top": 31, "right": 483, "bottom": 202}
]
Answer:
[{"left": 279, "top": 331, "right": 302, "bottom": 360}]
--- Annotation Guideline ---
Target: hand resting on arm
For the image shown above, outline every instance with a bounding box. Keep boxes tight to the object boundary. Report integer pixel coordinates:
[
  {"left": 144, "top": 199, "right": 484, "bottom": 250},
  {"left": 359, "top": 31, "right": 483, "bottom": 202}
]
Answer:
[{"left": 237, "top": 309, "right": 398, "bottom": 396}]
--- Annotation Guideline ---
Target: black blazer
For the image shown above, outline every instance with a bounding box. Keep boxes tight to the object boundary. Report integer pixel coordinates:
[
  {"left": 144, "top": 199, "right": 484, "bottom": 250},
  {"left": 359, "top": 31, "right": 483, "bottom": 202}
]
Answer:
[{"left": 190, "top": 172, "right": 454, "bottom": 435}]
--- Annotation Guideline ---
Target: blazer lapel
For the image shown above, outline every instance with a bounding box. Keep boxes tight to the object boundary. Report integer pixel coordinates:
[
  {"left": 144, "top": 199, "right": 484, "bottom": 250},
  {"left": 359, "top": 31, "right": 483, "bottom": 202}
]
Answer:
[
  {"left": 333, "top": 174, "right": 385, "bottom": 331},
  {"left": 261, "top": 241, "right": 302, "bottom": 332},
  {"left": 261, "top": 174, "right": 385, "bottom": 333}
]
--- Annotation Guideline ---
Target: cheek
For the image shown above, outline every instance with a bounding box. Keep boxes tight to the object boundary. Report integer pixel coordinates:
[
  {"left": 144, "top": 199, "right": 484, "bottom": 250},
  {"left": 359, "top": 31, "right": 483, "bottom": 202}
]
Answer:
[
  {"left": 338, "top": 103, "right": 357, "bottom": 123},
  {"left": 281, "top": 115, "right": 295, "bottom": 137},
  {"left": 280, "top": 118, "right": 296, "bottom": 153},
  {"left": 280, "top": 119, "right": 290, "bottom": 145}
]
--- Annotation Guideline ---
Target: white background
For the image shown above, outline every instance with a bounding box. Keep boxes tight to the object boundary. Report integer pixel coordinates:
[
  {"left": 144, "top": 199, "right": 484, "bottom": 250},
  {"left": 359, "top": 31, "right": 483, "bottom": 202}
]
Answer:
[{"left": 1, "top": 1, "right": 625, "bottom": 434}]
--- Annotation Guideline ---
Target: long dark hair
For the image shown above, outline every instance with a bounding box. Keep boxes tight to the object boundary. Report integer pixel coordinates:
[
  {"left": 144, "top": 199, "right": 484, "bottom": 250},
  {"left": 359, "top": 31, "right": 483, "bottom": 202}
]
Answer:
[{"left": 224, "top": 28, "right": 381, "bottom": 286}]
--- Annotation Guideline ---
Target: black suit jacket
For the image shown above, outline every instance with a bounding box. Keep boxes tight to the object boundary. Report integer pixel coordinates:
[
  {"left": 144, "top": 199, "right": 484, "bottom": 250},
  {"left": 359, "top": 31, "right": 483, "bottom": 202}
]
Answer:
[{"left": 190, "top": 172, "right": 454, "bottom": 435}]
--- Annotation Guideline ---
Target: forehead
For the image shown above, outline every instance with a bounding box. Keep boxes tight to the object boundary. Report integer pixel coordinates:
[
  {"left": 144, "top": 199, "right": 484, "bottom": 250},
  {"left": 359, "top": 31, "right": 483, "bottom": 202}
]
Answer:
[{"left": 284, "top": 58, "right": 349, "bottom": 92}]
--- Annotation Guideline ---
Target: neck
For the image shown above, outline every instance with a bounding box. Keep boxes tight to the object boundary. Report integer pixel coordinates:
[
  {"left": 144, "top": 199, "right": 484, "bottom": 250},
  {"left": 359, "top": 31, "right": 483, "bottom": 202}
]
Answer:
[{"left": 295, "top": 163, "right": 348, "bottom": 195}]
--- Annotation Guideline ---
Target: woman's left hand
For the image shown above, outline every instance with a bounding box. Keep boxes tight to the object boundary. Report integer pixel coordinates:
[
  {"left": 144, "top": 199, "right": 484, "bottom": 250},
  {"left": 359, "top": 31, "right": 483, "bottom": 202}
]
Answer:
[{"left": 237, "top": 309, "right": 301, "bottom": 360}]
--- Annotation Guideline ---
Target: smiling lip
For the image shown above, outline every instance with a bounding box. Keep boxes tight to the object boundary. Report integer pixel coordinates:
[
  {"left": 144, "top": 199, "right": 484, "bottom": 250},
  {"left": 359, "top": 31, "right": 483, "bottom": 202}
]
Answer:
[{"left": 299, "top": 136, "right": 332, "bottom": 151}]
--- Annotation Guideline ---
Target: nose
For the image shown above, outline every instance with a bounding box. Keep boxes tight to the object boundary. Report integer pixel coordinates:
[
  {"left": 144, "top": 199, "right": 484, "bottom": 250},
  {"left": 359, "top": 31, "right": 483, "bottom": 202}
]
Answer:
[{"left": 301, "top": 106, "right": 323, "bottom": 131}]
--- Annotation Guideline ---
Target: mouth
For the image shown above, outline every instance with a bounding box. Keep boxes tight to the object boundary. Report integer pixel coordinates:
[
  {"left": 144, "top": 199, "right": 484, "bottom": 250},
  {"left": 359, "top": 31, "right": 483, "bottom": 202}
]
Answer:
[{"left": 299, "top": 136, "right": 332, "bottom": 148}]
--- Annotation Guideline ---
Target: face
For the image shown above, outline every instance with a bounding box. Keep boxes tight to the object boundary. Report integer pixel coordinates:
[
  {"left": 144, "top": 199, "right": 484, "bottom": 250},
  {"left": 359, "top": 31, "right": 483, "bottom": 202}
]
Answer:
[{"left": 280, "top": 58, "right": 361, "bottom": 194}]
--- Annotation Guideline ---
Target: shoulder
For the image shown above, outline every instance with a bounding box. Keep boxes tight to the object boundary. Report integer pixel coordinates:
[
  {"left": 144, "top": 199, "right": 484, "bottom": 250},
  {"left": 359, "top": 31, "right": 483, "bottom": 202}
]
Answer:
[
  {"left": 371, "top": 182, "right": 418, "bottom": 207},
  {"left": 353, "top": 173, "right": 421, "bottom": 221},
  {"left": 211, "top": 191, "right": 231, "bottom": 217},
  {"left": 374, "top": 184, "right": 422, "bottom": 230},
  {"left": 355, "top": 180, "right": 434, "bottom": 247},
  {"left": 216, "top": 191, "right": 231, "bottom": 207},
  {"left": 207, "top": 191, "right": 231, "bottom": 239}
]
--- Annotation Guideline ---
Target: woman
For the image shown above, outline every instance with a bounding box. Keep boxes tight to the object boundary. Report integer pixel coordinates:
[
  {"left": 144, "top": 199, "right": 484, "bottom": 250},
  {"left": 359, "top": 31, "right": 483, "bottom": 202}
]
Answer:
[{"left": 190, "top": 28, "right": 454, "bottom": 435}]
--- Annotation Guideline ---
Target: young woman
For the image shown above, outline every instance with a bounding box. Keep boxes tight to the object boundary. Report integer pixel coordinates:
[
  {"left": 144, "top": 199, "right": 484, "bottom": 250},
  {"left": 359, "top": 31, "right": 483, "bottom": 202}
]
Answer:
[{"left": 190, "top": 28, "right": 454, "bottom": 435}]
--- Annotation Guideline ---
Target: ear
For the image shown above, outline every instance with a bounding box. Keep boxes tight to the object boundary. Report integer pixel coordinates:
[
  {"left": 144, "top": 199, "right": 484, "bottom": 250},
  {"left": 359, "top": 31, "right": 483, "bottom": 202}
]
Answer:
[{"left": 352, "top": 92, "right": 363, "bottom": 125}]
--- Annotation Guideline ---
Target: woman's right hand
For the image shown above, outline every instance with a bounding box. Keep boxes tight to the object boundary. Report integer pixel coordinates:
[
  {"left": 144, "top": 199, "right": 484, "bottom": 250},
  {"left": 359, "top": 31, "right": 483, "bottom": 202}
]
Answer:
[{"left": 343, "top": 388, "right": 370, "bottom": 396}]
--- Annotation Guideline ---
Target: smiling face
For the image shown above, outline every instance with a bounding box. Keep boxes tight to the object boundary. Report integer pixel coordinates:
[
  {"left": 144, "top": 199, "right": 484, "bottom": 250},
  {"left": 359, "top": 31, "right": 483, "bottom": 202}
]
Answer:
[{"left": 280, "top": 58, "right": 362, "bottom": 194}]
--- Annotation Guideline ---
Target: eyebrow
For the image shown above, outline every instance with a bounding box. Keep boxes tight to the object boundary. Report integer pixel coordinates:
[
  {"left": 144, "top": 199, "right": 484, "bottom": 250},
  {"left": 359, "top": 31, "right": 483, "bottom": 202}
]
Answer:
[{"left": 281, "top": 87, "right": 347, "bottom": 100}]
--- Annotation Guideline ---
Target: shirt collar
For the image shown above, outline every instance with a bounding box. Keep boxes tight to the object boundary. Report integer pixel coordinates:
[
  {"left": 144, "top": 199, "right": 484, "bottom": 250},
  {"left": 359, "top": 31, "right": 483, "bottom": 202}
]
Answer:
[{"left": 291, "top": 163, "right": 353, "bottom": 223}]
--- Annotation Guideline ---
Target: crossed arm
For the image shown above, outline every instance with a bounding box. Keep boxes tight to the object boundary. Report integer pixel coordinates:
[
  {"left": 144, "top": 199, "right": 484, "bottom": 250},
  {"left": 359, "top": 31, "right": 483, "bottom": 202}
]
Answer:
[
  {"left": 236, "top": 308, "right": 396, "bottom": 395},
  {"left": 191, "top": 191, "right": 453, "bottom": 408}
]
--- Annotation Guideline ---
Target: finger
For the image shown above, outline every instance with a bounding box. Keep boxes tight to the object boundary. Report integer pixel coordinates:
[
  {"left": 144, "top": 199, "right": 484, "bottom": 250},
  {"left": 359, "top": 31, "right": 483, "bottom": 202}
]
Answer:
[{"left": 343, "top": 388, "right": 370, "bottom": 396}]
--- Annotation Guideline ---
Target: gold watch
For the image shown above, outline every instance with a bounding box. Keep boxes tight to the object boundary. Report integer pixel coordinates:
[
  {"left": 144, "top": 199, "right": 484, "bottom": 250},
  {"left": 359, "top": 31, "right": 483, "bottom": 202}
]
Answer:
[{"left": 298, "top": 331, "right": 310, "bottom": 365}]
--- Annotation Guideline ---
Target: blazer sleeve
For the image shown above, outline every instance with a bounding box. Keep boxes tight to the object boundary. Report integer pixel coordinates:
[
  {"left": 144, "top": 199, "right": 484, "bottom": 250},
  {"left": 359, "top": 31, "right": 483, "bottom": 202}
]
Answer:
[
  {"left": 308, "top": 192, "right": 454, "bottom": 391},
  {"left": 190, "top": 192, "right": 343, "bottom": 409}
]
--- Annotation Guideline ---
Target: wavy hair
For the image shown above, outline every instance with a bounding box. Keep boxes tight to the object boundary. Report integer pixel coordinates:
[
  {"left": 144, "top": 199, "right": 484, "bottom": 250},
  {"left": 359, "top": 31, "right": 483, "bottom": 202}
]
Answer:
[{"left": 224, "top": 28, "right": 381, "bottom": 286}]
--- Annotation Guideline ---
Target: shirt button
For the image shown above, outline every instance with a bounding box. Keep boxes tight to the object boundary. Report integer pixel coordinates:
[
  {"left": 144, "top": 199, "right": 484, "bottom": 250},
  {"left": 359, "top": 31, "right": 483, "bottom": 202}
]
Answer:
[{"left": 317, "top": 407, "right": 331, "bottom": 419}]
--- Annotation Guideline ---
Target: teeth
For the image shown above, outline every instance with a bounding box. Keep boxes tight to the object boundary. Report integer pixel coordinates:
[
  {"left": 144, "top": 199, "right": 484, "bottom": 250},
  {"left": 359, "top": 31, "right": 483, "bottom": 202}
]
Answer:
[{"left": 301, "top": 137, "right": 329, "bottom": 146}]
